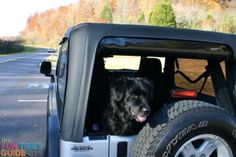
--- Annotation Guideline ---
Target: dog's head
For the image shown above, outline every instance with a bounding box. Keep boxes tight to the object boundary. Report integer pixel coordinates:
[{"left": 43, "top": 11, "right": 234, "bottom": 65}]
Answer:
[{"left": 110, "top": 77, "right": 153, "bottom": 122}]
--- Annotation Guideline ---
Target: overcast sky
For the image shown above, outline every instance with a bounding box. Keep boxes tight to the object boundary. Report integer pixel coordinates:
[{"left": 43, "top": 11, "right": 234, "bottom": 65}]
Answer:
[{"left": 0, "top": 0, "right": 79, "bottom": 37}]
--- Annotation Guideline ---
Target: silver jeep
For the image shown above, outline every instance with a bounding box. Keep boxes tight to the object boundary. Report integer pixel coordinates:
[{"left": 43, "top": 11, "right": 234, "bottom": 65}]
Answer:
[{"left": 41, "top": 23, "right": 236, "bottom": 157}]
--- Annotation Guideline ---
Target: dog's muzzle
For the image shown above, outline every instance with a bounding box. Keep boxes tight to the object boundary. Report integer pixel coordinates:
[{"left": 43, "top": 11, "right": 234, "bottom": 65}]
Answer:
[{"left": 130, "top": 107, "right": 150, "bottom": 122}]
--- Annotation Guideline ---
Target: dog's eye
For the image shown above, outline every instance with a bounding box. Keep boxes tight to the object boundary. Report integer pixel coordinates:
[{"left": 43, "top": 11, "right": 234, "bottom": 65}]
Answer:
[{"left": 131, "top": 94, "right": 138, "bottom": 100}]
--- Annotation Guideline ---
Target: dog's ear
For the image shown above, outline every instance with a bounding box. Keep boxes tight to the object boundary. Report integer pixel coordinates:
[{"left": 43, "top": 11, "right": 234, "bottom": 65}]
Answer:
[
  {"left": 138, "top": 78, "right": 154, "bottom": 100},
  {"left": 110, "top": 77, "right": 127, "bottom": 101}
]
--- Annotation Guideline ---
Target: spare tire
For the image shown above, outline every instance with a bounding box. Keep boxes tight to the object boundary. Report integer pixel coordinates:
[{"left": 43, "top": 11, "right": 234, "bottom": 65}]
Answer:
[{"left": 132, "top": 100, "right": 236, "bottom": 157}]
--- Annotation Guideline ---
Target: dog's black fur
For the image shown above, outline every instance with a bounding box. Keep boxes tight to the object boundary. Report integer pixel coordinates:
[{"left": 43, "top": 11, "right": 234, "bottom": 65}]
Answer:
[{"left": 103, "top": 77, "right": 153, "bottom": 135}]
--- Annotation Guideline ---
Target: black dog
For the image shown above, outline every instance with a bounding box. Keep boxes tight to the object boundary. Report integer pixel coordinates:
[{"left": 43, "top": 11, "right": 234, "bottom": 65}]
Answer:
[{"left": 103, "top": 77, "right": 153, "bottom": 135}]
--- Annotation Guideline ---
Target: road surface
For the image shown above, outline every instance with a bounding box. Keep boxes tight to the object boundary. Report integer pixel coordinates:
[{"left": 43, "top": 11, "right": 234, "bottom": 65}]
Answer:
[{"left": 0, "top": 49, "right": 51, "bottom": 155}]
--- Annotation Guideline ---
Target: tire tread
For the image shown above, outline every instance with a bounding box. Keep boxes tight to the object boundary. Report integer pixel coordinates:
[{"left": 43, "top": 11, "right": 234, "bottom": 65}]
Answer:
[{"left": 132, "top": 100, "right": 229, "bottom": 157}]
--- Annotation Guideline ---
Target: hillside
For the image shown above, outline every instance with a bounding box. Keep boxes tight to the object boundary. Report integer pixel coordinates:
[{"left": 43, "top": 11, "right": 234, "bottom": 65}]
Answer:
[{"left": 21, "top": 0, "right": 236, "bottom": 47}]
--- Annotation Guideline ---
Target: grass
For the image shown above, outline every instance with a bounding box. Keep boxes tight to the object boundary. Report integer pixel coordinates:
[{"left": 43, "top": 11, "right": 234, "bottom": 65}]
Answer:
[
  {"left": 0, "top": 45, "right": 39, "bottom": 55},
  {"left": 23, "top": 46, "right": 38, "bottom": 53},
  {"left": 0, "top": 45, "right": 38, "bottom": 56}
]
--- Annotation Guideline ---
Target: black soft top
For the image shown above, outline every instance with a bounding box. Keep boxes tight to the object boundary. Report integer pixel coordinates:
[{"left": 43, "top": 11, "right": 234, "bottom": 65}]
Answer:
[
  {"left": 60, "top": 23, "right": 236, "bottom": 142},
  {"left": 68, "top": 23, "right": 236, "bottom": 58}
]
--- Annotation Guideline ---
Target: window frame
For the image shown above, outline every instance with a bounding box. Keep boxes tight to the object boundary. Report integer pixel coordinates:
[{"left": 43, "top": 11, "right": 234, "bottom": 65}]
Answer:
[{"left": 56, "top": 39, "right": 69, "bottom": 123}]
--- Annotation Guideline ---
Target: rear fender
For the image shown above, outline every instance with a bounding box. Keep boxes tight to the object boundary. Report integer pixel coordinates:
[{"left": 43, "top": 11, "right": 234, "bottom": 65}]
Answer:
[{"left": 47, "top": 83, "right": 59, "bottom": 157}]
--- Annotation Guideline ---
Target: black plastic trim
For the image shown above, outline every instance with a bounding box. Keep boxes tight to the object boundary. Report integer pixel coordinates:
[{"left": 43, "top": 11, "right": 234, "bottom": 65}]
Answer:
[
  {"left": 117, "top": 142, "right": 127, "bottom": 157},
  {"left": 100, "top": 37, "right": 231, "bottom": 60}
]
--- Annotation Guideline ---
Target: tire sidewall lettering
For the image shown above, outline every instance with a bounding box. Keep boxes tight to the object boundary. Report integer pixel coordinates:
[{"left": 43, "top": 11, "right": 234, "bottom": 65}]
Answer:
[
  {"left": 233, "top": 130, "right": 236, "bottom": 138},
  {"left": 162, "top": 120, "right": 208, "bottom": 157},
  {"left": 133, "top": 101, "right": 236, "bottom": 157}
]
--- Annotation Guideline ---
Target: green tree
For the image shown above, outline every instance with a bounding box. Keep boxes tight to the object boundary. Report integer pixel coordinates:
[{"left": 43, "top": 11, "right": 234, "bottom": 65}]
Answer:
[
  {"left": 138, "top": 12, "right": 145, "bottom": 23},
  {"left": 100, "top": 3, "right": 113, "bottom": 23},
  {"left": 149, "top": 0, "right": 176, "bottom": 27}
]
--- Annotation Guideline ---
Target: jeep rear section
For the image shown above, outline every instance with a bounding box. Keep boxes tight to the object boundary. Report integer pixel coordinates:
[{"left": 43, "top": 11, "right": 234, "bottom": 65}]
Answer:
[{"left": 45, "top": 24, "right": 236, "bottom": 156}]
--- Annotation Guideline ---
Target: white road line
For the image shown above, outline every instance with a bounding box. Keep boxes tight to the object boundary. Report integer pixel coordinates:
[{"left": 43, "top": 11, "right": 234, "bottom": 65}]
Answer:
[
  {"left": 0, "top": 76, "right": 48, "bottom": 79},
  {"left": 0, "top": 59, "right": 18, "bottom": 64},
  {"left": 0, "top": 57, "right": 26, "bottom": 64},
  {"left": 18, "top": 99, "right": 47, "bottom": 102}
]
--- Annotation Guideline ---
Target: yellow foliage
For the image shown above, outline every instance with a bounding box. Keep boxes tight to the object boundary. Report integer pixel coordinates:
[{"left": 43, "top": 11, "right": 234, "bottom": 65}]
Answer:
[
  {"left": 202, "top": 0, "right": 222, "bottom": 12},
  {"left": 21, "top": 0, "right": 235, "bottom": 47}
]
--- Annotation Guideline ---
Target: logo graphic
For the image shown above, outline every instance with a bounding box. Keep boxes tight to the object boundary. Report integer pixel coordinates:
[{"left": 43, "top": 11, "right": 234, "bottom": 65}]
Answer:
[
  {"left": 0, "top": 138, "right": 43, "bottom": 157},
  {"left": 71, "top": 145, "right": 93, "bottom": 152}
]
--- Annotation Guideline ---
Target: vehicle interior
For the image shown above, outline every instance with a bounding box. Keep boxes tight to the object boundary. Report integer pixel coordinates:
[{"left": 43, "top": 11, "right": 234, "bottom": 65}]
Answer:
[
  {"left": 84, "top": 53, "right": 221, "bottom": 136},
  {"left": 81, "top": 34, "right": 234, "bottom": 137}
]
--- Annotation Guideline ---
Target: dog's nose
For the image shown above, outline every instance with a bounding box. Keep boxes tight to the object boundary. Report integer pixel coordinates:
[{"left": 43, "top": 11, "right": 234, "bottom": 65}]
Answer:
[{"left": 142, "top": 107, "right": 150, "bottom": 115}]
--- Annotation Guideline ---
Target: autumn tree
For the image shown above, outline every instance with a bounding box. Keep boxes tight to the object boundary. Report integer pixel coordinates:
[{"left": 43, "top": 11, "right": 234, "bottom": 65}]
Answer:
[
  {"left": 113, "top": 0, "right": 129, "bottom": 23},
  {"left": 149, "top": 0, "right": 176, "bottom": 27},
  {"left": 21, "top": 0, "right": 236, "bottom": 48},
  {"left": 78, "top": 0, "right": 96, "bottom": 22}
]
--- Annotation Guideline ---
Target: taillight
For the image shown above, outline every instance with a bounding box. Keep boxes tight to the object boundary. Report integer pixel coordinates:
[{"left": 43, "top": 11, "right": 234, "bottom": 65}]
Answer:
[{"left": 171, "top": 89, "right": 197, "bottom": 98}]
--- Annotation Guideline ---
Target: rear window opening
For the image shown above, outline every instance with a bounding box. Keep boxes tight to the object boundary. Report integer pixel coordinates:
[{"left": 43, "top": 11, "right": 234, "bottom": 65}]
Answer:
[
  {"left": 85, "top": 38, "right": 230, "bottom": 135},
  {"left": 85, "top": 53, "right": 225, "bottom": 136}
]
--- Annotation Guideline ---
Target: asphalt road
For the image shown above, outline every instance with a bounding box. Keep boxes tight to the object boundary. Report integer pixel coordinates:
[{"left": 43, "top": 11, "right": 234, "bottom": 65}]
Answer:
[{"left": 0, "top": 49, "right": 51, "bottom": 155}]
